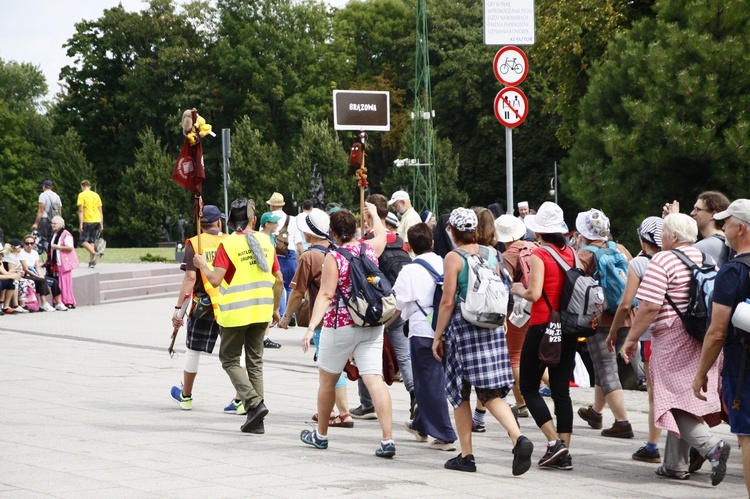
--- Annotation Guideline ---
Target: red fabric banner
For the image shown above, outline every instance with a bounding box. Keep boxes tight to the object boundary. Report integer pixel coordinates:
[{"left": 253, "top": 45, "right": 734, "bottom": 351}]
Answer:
[{"left": 172, "top": 138, "right": 205, "bottom": 195}]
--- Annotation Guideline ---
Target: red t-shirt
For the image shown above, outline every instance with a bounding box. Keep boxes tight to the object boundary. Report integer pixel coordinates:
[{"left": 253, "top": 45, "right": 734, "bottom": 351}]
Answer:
[
  {"left": 529, "top": 244, "right": 576, "bottom": 326},
  {"left": 212, "top": 231, "right": 280, "bottom": 284}
]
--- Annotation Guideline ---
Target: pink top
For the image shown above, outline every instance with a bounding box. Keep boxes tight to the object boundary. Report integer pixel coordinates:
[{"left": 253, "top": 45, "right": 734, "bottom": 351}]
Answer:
[{"left": 323, "top": 242, "right": 379, "bottom": 328}]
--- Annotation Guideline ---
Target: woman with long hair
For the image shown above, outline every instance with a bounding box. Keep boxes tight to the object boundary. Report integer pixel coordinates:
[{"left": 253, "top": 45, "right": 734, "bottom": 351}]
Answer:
[
  {"left": 299, "top": 203, "right": 395, "bottom": 458},
  {"left": 510, "top": 201, "right": 578, "bottom": 470},
  {"left": 432, "top": 207, "right": 533, "bottom": 475}
]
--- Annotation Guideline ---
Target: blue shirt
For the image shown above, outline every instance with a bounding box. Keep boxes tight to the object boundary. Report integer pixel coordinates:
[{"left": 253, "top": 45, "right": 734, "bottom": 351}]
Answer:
[{"left": 712, "top": 259, "right": 750, "bottom": 377}]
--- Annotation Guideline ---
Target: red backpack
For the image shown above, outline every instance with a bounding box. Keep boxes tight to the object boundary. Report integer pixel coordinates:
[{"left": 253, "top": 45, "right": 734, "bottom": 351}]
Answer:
[{"left": 504, "top": 241, "right": 538, "bottom": 287}]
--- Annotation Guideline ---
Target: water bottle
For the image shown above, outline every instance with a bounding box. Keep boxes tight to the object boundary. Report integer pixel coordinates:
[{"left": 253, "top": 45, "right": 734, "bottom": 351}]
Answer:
[{"left": 513, "top": 295, "right": 523, "bottom": 316}]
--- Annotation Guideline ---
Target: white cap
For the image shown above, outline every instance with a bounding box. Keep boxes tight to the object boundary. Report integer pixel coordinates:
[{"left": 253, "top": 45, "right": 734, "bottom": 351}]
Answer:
[
  {"left": 714, "top": 199, "right": 750, "bottom": 224},
  {"left": 388, "top": 190, "right": 410, "bottom": 206}
]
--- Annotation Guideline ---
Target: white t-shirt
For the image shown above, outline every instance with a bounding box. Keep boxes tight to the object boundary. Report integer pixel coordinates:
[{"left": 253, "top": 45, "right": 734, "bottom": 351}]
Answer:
[
  {"left": 272, "top": 211, "right": 298, "bottom": 252},
  {"left": 393, "top": 252, "right": 444, "bottom": 339},
  {"left": 38, "top": 190, "right": 62, "bottom": 219},
  {"left": 19, "top": 249, "right": 41, "bottom": 274}
]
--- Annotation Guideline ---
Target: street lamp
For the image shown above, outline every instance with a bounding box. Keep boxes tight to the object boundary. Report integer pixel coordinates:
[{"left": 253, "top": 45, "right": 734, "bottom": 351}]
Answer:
[{"left": 549, "top": 161, "right": 558, "bottom": 204}]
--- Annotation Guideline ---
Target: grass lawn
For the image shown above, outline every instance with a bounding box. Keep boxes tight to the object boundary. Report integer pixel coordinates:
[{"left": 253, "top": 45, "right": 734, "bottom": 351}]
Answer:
[{"left": 74, "top": 247, "right": 180, "bottom": 264}]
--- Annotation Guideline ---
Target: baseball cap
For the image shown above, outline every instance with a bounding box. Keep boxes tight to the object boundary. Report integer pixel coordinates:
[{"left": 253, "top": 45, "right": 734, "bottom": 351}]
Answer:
[
  {"left": 43, "top": 180, "right": 53, "bottom": 187},
  {"left": 388, "top": 190, "right": 410, "bottom": 206},
  {"left": 713, "top": 199, "right": 750, "bottom": 224},
  {"left": 260, "top": 212, "right": 282, "bottom": 226},
  {"left": 200, "top": 205, "right": 225, "bottom": 223},
  {"left": 9, "top": 238, "right": 23, "bottom": 248}
]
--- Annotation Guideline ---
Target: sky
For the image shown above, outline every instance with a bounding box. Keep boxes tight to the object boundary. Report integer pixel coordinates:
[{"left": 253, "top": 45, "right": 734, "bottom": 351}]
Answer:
[{"left": 1, "top": 0, "right": 348, "bottom": 101}]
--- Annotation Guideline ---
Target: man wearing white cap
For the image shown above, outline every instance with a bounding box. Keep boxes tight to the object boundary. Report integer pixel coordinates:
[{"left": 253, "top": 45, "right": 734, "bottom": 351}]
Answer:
[
  {"left": 695, "top": 198, "right": 750, "bottom": 494},
  {"left": 388, "top": 190, "right": 421, "bottom": 257},
  {"left": 267, "top": 192, "right": 299, "bottom": 318}
]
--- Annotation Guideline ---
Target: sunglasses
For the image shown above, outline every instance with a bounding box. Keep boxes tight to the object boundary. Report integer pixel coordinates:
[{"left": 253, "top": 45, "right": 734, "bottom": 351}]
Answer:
[{"left": 24, "top": 242, "right": 35, "bottom": 246}]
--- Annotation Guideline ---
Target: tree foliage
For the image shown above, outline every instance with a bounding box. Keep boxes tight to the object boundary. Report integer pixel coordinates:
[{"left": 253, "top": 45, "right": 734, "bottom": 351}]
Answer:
[{"left": 565, "top": 0, "right": 750, "bottom": 245}]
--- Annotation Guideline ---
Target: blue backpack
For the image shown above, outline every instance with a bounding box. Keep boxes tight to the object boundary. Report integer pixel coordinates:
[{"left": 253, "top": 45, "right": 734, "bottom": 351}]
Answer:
[
  {"left": 410, "top": 258, "right": 443, "bottom": 331},
  {"left": 583, "top": 241, "right": 634, "bottom": 314}
]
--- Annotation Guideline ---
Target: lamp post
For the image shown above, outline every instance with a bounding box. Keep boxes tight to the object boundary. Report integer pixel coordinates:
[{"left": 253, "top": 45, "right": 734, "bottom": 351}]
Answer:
[{"left": 548, "top": 161, "right": 558, "bottom": 204}]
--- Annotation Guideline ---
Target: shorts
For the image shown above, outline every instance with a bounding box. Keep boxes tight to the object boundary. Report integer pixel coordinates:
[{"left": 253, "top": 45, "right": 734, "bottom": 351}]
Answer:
[
  {"left": 0, "top": 279, "right": 16, "bottom": 291},
  {"left": 586, "top": 326, "right": 628, "bottom": 396},
  {"left": 722, "top": 374, "right": 750, "bottom": 435},
  {"left": 317, "top": 323, "right": 384, "bottom": 376},
  {"left": 80, "top": 223, "right": 101, "bottom": 244},
  {"left": 313, "top": 328, "right": 347, "bottom": 389}
]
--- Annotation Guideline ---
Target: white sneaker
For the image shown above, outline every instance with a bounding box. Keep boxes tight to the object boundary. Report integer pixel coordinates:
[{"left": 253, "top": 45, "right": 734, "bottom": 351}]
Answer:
[
  {"left": 41, "top": 303, "right": 56, "bottom": 312},
  {"left": 55, "top": 303, "right": 68, "bottom": 311},
  {"left": 13, "top": 306, "right": 29, "bottom": 314},
  {"left": 429, "top": 439, "right": 457, "bottom": 451},
  {"left": 404, "top": 420, "right": 428, "bottom": 442}
]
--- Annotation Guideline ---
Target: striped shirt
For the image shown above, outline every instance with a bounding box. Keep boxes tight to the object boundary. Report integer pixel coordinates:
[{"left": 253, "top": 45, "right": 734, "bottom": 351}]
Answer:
[{"left": 635, "top": 246, "right": 703, "bottom": 330}]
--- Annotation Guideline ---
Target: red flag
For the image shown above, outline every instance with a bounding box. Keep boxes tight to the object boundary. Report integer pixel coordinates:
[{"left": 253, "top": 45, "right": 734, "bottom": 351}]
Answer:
[{"left": 172, "top": 138, "right": 205, "bottom": 195}]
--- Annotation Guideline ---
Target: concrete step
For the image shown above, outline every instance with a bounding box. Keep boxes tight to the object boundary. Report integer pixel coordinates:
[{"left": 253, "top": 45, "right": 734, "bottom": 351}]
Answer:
[
  {"left": 100, "top": 282, "right": 183, "bottom": 302},
  {"left": 99, "top": 274, "right": 183, "bottom": 291},
  {"left": 71, "top": 263, "right": 186, "bottom": 307}
]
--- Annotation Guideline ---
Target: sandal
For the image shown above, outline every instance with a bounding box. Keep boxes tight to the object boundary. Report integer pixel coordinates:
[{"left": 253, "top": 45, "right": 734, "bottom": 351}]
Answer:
[
  {"left": 517, "top": 404, "right": 529, "bottom": 418},
  {"left": 329, "top": 413, "right": 354, "bottom": 428},
  {"left": 655, "top": 465, "right": 690, "bottom": 480},
  {"left": 311, "top": 411, "right": 335, "bottom": 422}
]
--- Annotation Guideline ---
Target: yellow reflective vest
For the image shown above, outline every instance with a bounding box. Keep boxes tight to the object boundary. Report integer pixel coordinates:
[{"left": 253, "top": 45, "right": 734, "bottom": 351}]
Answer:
[
  {"left": 216, "top": 232, "right": 276, "bottom": 327},
  {"left": 187, "top": 232, "right": 227, "bottom": 313}
]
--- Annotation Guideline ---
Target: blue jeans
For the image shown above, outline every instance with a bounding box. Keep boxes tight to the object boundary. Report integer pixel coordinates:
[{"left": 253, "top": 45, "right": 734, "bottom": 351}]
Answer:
[{"left": 277, "top": 251, "right": 297, "bottom": 317}]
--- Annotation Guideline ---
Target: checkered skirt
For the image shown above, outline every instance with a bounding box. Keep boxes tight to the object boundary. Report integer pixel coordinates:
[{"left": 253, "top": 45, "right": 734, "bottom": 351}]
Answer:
[
  {"left": 444, "top": 308, "right": 514, "bottom": 409},
  {"left": 186, "top": 313, "right": 221, "bottom": 353}
]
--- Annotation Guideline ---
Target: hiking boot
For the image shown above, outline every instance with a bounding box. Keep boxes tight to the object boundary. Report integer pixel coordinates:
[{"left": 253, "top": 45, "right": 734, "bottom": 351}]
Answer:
[
  {"left": 241, "top": 401, "right": 268, "bottom": 433},
  {"left": 404, "top": 420, "right": 428, "bottom": 442},
  {"left": 632, "top": 446, "right": 661, "bottom": 463},
  {"left": 300, "top": 429, "right": 328, "bottom": 449},
  {"left": 655, "top": 465, "right": 690, "bottom": 480},
  {"left": 350, "top": 404, "right": 377, "bottom": 420},
  {"left": 538, "top": 439, "right": 568, "bottom": 467},
  {"left": 550, "top": 454, "right": 573, "bottom": 470},
  {"left": 707, "top": 440, "right": 730, "bottom": 486},
  {"left": 471, "top": 421, "right": 486, "bottom": 433},
  {"left": 688, "top": 446, "right": 706, "bottom": 472},
  {"left": 601, "top": 422, "right": 634, "bottom": 438},
  {"left": 170, "top": 386, "right": 192, "bottom": 410},
  {"left": 375, "top": 441, "right": 396, "bottom": 458},
  {"left": 577, "top": 405, "right": 603, "bottom": 429},
  {"left": 429, "top": 439, "right": 457, "bottom": 451},
  {"left": 263, "top": 338, "right": 281, "bottom": 349},
  {"left": 224, "top": 398, "right": 246, "bottom": 415},
  {"left": 445, "top": 453, "right": 476, "bottom": 472},
  {"left": 512, "top": 435, "right": 534, "bottom": 476}
]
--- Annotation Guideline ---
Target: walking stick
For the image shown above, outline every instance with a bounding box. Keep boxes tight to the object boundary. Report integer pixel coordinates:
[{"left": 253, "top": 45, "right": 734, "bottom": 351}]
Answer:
[{"left": 168, "top": 294, "right": 191, "bottom": 357}]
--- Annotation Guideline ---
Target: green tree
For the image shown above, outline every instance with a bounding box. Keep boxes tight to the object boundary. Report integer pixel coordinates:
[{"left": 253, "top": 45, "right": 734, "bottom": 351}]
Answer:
[
  {"left": 119, "top": 130, "right": 190, "bottom": 246},
  {"left": 565, "top": 0, "right": 750, "bottom": 246}
]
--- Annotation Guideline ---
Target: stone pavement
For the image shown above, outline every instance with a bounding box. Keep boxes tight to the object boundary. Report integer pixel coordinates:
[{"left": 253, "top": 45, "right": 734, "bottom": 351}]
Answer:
[{"left": 0, "top": 297, "right": 747, "bottom": 498}]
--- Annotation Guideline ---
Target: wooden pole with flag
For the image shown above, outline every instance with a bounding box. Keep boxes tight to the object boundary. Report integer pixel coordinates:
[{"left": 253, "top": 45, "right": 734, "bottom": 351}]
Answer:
[{"left": 353, "top": 131, "right": 367, "bottom": 235}]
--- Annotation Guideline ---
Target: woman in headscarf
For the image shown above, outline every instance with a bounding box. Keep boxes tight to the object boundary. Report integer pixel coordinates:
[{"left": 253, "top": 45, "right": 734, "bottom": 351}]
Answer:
[
  {"left": 49, "top": 216, "right": 78, "bottom": 309},
  {"left": 432, "top": 207, "right": 532, "bottom": 475}
]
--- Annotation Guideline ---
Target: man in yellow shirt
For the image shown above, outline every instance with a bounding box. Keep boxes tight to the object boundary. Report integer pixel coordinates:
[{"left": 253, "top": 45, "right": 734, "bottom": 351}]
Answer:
[{"left": 77, "top": 180, "right": 103, "bottom": 268}]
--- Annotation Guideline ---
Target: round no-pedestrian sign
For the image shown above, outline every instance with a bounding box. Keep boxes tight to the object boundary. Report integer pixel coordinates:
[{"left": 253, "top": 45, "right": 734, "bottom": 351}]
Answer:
[
  {"left": 494, "top": 87, "right": 528, "bottom": 128},
  {"left": 493, "top": 46, "right": 529, "bottom": 87}
]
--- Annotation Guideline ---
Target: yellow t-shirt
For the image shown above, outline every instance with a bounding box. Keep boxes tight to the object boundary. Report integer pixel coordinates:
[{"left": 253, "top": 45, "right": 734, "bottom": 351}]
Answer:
[{"left": 77, "top": 190, "right": 102, "bottom": 223}]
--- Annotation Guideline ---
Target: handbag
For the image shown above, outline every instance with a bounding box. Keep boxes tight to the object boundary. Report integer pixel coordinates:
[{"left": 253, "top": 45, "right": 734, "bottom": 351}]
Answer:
[{"left": 538, "top": 291, "right": 563, "bottom": 367}]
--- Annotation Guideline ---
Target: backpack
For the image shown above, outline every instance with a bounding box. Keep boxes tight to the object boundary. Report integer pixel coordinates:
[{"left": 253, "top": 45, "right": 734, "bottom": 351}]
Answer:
[
  {"left": 45, "top": 192, "right": 62, "bottom": 219},
  {"left": 377, "top": 235, "right": 412, "bottom": 286},
  {"left": 504, "top": 242, "right": 535, "bottom": 287},
  {"left": 275, "top": 215, "right": 290, "bottom": 255},
  {"left": 582, "top": 241, "right": 636, "bottom": 314},
  {"left": 454, "top": 248, "right": 509, "bottom": 329},
  {"left": 665, "top": 249, "right": 717, "bottom": 343},
  {"left": 335, "top": 243, "right": 397, "bottom": 327},
  {"left": 410, "top": 258, "right": 444, "bottom": 331},
  {"left": 295, "top": 245, "right": 328, "bottom": 328},
  {"left": 541, "top": 246, "right": 604, "bottom": 338}
]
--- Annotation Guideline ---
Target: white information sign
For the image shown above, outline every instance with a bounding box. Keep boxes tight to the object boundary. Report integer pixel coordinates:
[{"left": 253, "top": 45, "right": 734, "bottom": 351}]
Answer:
[{"left": 483, "top": 0, "right": 535, "bottom": 46}]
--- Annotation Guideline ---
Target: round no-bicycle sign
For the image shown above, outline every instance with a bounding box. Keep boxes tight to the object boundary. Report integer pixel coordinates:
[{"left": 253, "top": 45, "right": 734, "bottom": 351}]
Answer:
[
  {"left": 493, "top": 46, "right": 529, "bottom": 87},
  {"left": 494, "top": 87, "right": 528, "bottom": 128}
]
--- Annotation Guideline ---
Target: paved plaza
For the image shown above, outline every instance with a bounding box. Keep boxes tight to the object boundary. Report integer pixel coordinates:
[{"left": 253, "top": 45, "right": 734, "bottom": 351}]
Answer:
[{"left": 1, "top": 296, "right": 747, "bottom": 498}]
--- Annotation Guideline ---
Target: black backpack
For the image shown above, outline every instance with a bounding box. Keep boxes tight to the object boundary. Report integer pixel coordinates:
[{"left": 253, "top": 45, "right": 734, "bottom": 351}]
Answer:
[
  {"left": 410, "top": 258, "right": 444, "bottom": 331},
  {"left": 665, "top": 249, "right": 717, "bottom": 343},
  {"left": 371, "top": 234, "right": 411, "bottom": 286},
  {"left": 335, "top": 243, "right": 397, "bottom": 327}
]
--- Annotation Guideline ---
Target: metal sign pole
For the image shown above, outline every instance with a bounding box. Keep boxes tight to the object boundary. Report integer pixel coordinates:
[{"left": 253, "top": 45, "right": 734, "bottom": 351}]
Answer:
[
  {"left": 222, "top": 129, "right": 231, "bottom": 232},
  {"left": 506, "top": 126, "right": 513, "bottom": 214}
]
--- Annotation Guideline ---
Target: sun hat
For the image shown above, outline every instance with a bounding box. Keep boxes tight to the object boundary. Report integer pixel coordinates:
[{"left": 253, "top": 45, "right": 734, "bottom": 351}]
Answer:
[
  {"left": 385, "top": 212, "right": 399, "bottom": 229},
  {"left": 200, "top": 205, "right": 225, "bottom": 224},
  {"left": 714, "top": 198, "right": 750, "bottom": 224},
  {"left": 524, "top": 201, "right": 566, "bottom": 234},
  {"left": 637, "top": 216, "right": 663, "bottom": 248},
  {"left": 228, "top": 198, "right": 250, "bottom": 231},
  {"left": 576, "top": 208, "right": 610, "bottom": 241},
  {"left": 449, "top": 207, "right": 478, "bottom": 232},
  {"left": 298, "top": 208, "right": 330, "bottom": 239},
  {"left": 260, "top": 212, "right": 282, "bottom": 226},
  {"left": 388, "top": 190, "right": 410, "bottom": 206},
  {"left": 266, "top": 192, "right": 285, "bottom": 207},
  {"left": 495, "top": 214, "right": 527, "bottom": 243}
]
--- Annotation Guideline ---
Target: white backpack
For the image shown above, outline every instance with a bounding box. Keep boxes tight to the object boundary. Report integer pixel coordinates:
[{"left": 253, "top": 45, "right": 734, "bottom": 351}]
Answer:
[{"left": 455, "top": 248, "right": 509, "bottom": 328}]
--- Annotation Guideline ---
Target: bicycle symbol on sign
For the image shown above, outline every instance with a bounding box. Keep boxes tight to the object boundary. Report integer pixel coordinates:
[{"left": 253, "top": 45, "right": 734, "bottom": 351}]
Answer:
[{"left": 499, "top": 57, "right": 524, "bottom": 75}]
